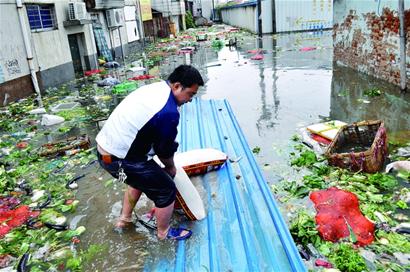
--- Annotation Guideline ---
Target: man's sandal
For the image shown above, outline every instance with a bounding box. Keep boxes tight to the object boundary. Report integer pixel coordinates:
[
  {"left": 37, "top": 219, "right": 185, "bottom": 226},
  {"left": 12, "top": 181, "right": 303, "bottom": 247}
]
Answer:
[
  {"left": 138, "top": 213, "right": 157, "bottom": 230},
  {"left": 166, "top": 227, "right": 192, "bottom": 240}
]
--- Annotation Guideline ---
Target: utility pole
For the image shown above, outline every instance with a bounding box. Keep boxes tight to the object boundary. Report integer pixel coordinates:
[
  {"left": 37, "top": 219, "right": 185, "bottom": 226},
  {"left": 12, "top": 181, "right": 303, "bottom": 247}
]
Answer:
[
  {"left": 211, "top": 0, "right": 215, "bottom": 21},
  {"left": 257, "top": 0, "right": 262, "bottom": 36},
  {"left": 272, "top": 0, "right": 276, "bottom": 33}
]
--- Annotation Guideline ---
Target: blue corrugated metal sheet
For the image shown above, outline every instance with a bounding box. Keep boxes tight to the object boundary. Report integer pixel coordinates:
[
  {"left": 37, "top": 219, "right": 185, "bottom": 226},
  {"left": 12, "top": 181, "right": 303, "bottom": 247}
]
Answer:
[{"left": 146, "top": 98, "right": 306, "bottom": 271}]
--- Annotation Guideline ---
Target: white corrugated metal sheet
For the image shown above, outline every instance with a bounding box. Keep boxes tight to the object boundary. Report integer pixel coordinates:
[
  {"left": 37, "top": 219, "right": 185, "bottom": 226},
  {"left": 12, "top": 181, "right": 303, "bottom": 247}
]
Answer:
[
  {"left": 275, "top": 0, "right": 333, "bottom": 32},
  {"left": 220, "top": 3, "right": 257, "bottom": 33},
  {"left": 151, "top": 0, "right": 185, "bottom": 16}
]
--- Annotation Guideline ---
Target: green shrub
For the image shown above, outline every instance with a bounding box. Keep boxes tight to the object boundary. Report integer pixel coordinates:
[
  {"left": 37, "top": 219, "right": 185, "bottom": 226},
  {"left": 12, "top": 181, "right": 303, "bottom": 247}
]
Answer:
[{"left": 185, "top": 11, "right": 195, "bottom": 29}]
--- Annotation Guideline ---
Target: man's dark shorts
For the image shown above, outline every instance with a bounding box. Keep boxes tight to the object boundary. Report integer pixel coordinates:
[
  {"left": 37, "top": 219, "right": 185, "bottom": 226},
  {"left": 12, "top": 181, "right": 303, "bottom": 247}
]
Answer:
[{"left": 97, "top": 153, "right": 176, "bottom": 208}]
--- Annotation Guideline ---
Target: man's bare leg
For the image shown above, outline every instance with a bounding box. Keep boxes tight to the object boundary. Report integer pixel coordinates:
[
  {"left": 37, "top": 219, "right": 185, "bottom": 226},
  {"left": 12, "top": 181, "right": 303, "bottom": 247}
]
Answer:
[
  {"left": 116, "top": 185, "right": 142, "bottom": 228},
  {"left": 156, "top": 201, "right": 189, "bottom": 239}
]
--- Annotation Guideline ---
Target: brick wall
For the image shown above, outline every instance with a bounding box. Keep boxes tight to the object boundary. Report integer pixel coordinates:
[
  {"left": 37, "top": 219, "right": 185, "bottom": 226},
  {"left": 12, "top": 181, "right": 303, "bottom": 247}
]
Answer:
[
  {"left": 0, "top": 73, "right": 42, "bottom": 105},
  {"left": 333, "top": 5, "right": 410, "bottom": 89}
]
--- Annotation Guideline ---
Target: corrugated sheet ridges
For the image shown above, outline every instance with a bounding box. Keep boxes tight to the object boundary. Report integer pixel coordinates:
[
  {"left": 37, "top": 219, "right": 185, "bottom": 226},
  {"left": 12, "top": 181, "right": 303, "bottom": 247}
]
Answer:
[{"left": 152, "top": 98, "right": 306, "bottom": 271}]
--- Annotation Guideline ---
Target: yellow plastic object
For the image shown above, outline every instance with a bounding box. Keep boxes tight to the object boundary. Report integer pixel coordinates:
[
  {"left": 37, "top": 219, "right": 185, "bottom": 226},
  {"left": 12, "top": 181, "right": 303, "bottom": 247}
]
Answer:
[{"left": 307, "top": 120, "right": 347, "bottom": 140}]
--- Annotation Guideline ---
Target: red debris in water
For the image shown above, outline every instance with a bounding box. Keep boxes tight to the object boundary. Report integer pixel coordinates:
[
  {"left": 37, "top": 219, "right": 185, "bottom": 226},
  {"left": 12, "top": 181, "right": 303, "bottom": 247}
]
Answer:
[
  {"left": 310, "top": 187, "right": 375, "bottom": 246},
  {"left": 251, "top": 54, "right": 264, "bottom": 60},
  {"left": 0, "top": 205, "right": 40, "bottom": 237},
  {"left": 16, "top": 141, "right": 28, "bottom": 149},
  {"left": 315, "top": 259, "right": 333, "bottom": 268},
  {"left": 300, "top": 47, "right": 317, "bottom": 52},
  {"left": 0, "top": 254, "right": 13, "bottom": 268},
  {"left": 229, "top": 28, "right": 240, "bottom": 32},
  {"left": 84, "top": 69, "right": 101, "bottom": 77},
  {"left": 129, "top": 75, "right": 155, "bottom": 81},
  {"left": 65, "top": 199, "right": 75, "bottom": 205},
  {"left": 247, "top": 49, "right": 259, "bottom": 54},
  {"left": 0, "top": 197, "right": 20, "bottom": 212},
  {"left": 310, "top": 133, "right": 331, "bottom": 145}
]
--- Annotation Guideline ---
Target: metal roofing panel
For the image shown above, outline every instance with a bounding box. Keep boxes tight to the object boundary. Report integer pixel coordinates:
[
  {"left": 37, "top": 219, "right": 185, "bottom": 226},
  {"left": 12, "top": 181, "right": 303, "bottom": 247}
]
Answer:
[
  {"left": 146, "top": 98, "right": 306, "bottom": 271},
  {"left": 275, "top": 0, "right": 333, "bottom": 32},
  {"left": 219, "top": 1, "right": 257, "bottom": 10}
]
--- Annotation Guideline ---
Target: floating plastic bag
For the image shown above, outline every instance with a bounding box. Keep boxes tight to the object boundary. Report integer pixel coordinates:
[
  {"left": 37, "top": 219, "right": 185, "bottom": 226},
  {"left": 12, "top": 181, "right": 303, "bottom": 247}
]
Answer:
[
  {"left": 41, "top": 114, "right": 65, "bottom": 126},
  {"left": 103, "top": 61, "right": 120, "bottom": 68},
  {"left": 127, "top": 66, "right": 145, "bottom": 73},
  {"left": 28, "top": 108, "right": 46, "bottom": 114},
  {"left": 386, "top": 161, "right": 410, "bottom": 173},
  {"left": 97, "top": 77, "right": 120, "bottom": 87}
]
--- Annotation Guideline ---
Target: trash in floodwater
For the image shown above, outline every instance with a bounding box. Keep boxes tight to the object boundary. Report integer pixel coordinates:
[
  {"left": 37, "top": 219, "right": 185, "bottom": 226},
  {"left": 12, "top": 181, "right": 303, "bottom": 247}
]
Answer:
[
  {"left": 41, "top": 114, "right": 65, "bottom": 126},
  {"left": 300, "top": 47, "right": 317, "bottom": 52},
  {"left": 97, "top": 76, "right": 120, "bottom": 87},
  {"left": 51, "top": 102, "right": 80, "bottom": 113},
  {"left": 103, "top": 61, "right": 120, "bottom": 69},
  {"left": 325, "top": 120, "right": 387, "bottom": 173},
  {"left": 84, "top": 69, "right": 102, "bottom": 77},
  {"left": 0, "top": 196, "right": 20, "bottom": 212},
  {"left": 251, "top": 54, "right": 264, "bottom": 60},
  {"left": 39, "top": 134, "right": 91, "bottom": 157},
  {"left": 0, "top": 205, "right": 40, "bottom": 237},
  {"left": 247, "top": 49, "right": 267, "bottom": 54},
  {"left": 385, "top": 160, "right": 410, "bottom": 173},
  {"left": 307, "top": 120, "right": 347, "bottom": 141},
  {"left": 112, "top": 81, "right": 138, "bottom": 95},
  {"left": 310, "top": 187, "right": 375, "bottom": 246},
  {"left": 129, "top": 74, "right": 155, "bottom": 81}
]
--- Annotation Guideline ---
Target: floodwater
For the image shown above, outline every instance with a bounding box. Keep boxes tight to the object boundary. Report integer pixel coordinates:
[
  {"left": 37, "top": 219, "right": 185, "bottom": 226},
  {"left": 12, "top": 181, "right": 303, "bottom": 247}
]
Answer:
[{"left": 76, "top": 30, "right": 410, "bottom": 270}]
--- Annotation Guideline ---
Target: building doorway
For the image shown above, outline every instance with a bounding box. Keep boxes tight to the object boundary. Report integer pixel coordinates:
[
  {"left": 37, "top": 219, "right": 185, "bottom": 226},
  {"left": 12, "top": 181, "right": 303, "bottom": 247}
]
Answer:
[{"left": 68, "top": 34, "right": 85, "bottom": 75}]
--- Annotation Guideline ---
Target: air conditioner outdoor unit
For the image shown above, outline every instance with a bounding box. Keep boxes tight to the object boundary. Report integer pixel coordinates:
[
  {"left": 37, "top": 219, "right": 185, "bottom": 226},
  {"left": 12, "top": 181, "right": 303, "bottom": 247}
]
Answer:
[
  {"left": 68, "top": 2, "right": 87, "bottom": 20},
  {"left": 106, "top": 9, "right": 124, "bottom": 28}
]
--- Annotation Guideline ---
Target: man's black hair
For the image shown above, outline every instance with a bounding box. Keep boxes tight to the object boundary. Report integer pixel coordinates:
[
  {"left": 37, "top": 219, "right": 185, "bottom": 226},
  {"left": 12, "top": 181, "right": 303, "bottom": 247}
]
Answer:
[{"left": 167, "top": 65, "right": 204, "bottom": 88}]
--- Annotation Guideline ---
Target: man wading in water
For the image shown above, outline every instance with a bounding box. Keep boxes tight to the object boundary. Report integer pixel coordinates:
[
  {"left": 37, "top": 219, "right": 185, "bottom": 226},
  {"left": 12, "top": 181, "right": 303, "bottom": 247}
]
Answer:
[{"left": 96, "top": 65, "right": 204, "bottom": 240}]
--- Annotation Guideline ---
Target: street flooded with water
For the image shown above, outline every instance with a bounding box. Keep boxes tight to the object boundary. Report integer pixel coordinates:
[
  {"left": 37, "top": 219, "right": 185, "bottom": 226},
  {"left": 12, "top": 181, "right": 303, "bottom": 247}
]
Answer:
[
  {"left": 1, "top": 27, "right": 409, "bottom": 271},
  {"left": 75, "top": 30, "right": 410, "bottom": 271}
]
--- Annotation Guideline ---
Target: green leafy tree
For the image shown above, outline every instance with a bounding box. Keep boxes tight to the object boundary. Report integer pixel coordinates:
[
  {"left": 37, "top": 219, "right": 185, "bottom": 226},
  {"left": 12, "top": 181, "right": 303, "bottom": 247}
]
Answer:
[{"left": 185, "top": 11, "right": 196, "bottom": 29}]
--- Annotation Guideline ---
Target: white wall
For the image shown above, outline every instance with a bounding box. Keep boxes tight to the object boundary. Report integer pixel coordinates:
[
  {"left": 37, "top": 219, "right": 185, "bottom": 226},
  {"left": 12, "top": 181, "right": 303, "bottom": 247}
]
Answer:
[
  {"left": 220, "top": 5, "right": 257, "bottom": 33},
  {"left": 0, "top": 3, "right": 31, "bottom": 82}
]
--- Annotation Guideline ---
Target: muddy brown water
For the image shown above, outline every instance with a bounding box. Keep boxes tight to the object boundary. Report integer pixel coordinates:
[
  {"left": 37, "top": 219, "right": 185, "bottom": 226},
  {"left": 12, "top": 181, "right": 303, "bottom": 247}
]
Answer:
[{"left": 74, "top": 31, "right": 410, "bottom": 271}]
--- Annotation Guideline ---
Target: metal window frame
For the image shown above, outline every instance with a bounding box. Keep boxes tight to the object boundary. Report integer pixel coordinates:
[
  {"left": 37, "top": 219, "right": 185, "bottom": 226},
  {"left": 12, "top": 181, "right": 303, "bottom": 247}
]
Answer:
[{"left": 26, "top": 4, "right": 57, "bottom": 32}]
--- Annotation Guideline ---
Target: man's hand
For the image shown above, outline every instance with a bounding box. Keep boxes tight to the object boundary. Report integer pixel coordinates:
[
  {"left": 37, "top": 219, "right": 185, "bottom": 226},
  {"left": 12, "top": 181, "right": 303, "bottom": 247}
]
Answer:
[
  {"left": 159, "top": 156, "right": 176, "bottom": 178},
  {"left": 164, "top": 165, "right": 177, "bottom": 178}
]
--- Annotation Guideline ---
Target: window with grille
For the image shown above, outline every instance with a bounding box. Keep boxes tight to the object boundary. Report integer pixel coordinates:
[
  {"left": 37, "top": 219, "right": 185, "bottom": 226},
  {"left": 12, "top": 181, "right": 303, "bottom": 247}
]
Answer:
[{"left": 26, "top": 4, "right": 57, "bottom": 31}]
